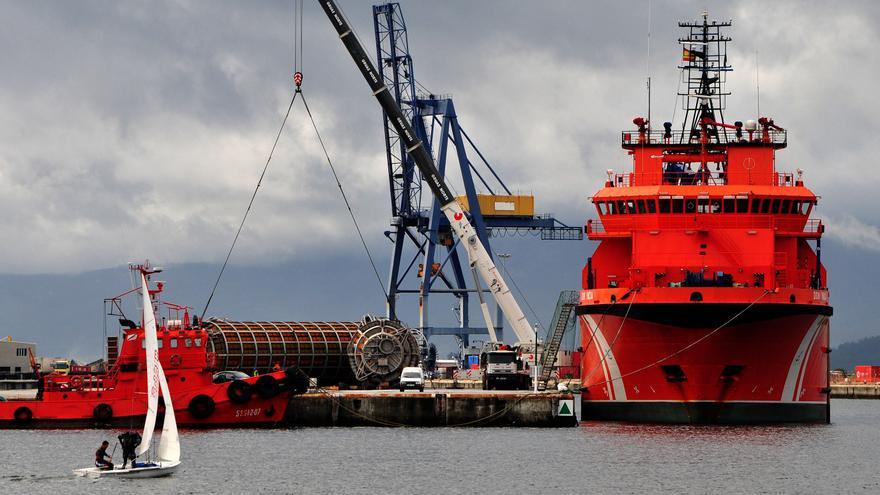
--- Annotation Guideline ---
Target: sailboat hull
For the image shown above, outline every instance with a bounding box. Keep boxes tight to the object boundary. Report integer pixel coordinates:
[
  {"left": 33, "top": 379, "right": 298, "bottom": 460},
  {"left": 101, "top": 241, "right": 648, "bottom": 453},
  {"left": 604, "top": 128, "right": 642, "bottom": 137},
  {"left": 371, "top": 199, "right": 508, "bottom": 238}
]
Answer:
[{"left": 74, "top": 461, "right": 180, "bottom": 479}]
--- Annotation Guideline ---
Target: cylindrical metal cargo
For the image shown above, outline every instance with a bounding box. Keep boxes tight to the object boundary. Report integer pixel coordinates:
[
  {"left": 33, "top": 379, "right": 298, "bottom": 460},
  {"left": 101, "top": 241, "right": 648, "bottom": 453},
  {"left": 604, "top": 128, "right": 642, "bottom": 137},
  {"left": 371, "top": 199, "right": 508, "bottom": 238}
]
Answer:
[
  {"left": 203, "top": 318, "right": 423, "bottom": 385},
  {"left": 203, "top": 320, "right": 360, "bottom": 382},
  {"left": 347, "top": 318, "right": 420, "bottom": 382}
]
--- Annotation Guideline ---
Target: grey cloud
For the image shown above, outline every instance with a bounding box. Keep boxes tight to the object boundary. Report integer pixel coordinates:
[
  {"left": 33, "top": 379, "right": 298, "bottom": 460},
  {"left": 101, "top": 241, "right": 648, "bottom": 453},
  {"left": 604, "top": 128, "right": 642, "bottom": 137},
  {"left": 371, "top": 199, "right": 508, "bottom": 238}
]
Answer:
[{"left": 0, "top": 0, "right": 877, "bottom": 274}]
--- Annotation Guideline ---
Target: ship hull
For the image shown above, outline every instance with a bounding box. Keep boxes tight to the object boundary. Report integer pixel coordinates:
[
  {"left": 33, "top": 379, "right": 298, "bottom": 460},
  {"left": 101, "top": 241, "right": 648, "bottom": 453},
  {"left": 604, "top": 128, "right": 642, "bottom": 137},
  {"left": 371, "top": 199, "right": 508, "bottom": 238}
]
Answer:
[
  {"left": 0, "top": 370, "right": 294, "bottom": 429},
  {"left": 578, "top": 303, "right": 831, "bottom": 424}
]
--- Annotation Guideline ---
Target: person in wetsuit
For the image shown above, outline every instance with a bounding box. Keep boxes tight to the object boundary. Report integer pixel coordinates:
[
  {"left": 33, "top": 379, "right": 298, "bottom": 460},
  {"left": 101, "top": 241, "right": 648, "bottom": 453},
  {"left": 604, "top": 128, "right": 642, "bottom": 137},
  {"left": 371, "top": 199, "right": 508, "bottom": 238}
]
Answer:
[
  {"left": 95, "top": 440, "right": 113, "bottom": 470},
  {"left": 117, "top": 431, "right": 142, "bottom": 469}
]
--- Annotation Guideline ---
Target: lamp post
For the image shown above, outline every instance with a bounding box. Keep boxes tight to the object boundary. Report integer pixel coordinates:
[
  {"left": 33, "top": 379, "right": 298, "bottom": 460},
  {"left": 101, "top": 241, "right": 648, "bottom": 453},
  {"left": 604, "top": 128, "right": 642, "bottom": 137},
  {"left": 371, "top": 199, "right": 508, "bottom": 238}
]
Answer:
[{"left": 534, "top": 323, "right": 539, "bottom": 393}]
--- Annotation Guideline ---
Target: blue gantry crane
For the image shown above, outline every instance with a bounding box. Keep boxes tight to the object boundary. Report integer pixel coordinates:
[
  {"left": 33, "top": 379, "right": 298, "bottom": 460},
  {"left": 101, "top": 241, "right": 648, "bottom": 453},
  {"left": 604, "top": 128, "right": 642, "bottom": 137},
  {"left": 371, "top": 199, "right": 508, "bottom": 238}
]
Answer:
[{"left": 373, "top": 2, "right": 582, "bottom": 348}]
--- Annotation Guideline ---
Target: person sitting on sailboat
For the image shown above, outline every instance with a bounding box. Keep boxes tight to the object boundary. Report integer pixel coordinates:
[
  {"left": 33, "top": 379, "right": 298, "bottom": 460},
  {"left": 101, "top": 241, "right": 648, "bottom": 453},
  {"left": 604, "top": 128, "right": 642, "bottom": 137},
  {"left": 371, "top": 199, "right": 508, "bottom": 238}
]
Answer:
[{"left": 95, "top": 441, "right": 113, "bottom": 470}]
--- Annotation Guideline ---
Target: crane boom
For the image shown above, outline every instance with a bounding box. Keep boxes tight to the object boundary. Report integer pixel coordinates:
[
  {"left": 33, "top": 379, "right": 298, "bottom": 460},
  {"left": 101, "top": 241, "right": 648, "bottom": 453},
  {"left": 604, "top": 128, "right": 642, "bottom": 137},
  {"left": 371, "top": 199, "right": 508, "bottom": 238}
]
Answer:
[{"left": 317, "top": 0, "right": 537, "bottom": 345}]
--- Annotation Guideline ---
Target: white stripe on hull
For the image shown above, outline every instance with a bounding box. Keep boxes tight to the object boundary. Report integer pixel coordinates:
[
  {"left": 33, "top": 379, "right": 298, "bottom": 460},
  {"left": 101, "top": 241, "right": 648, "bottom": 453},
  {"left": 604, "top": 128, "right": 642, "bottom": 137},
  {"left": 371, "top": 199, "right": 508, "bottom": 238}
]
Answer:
[
  {"left": 781, "top": 316, "right": 824, "bottom": 403},
  {"left": 585, "top": 315, "right": 627, "bottom": 401}
]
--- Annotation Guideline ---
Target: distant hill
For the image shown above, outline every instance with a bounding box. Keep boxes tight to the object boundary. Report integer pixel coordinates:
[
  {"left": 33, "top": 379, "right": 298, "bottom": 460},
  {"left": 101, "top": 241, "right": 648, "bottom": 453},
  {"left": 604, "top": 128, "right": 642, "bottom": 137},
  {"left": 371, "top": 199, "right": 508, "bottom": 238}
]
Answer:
[
  {"left": 832, "top": 336, "right": 880, "bottom": 372},
  {"left": 0, "top": 237, "right": 585, "bottom": 363}
]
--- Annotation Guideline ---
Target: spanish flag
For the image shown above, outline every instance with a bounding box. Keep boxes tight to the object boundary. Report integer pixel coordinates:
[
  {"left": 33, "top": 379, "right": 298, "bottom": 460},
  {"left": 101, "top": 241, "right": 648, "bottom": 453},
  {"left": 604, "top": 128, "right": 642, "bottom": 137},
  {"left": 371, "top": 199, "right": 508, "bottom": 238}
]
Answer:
[{"left": 682, "top": 47, "right": 696, "bottom": 62}]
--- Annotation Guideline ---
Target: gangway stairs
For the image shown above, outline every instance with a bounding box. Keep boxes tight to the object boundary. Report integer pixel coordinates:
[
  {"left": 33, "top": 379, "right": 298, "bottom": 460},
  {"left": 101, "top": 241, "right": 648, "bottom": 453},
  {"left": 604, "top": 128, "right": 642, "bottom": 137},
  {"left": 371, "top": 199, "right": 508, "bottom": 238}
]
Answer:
[{"left": 537, "top": 290, "right": 579, "bottom": 390}]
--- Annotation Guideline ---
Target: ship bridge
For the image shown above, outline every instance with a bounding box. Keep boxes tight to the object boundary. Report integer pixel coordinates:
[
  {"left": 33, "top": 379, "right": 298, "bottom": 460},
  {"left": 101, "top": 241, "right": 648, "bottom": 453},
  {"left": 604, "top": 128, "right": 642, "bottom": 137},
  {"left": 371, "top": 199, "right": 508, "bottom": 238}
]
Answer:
[{"left": 583, "top": 93, "right": 826, "bottom": 296}]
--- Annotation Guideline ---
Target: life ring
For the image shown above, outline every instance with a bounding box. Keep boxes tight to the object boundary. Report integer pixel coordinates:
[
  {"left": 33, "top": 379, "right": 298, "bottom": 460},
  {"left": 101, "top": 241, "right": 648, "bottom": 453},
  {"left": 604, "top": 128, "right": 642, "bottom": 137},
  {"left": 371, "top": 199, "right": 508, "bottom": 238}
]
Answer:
[
  {"left": 169, "top": 354, "right": 183, "bottom": 368},
  {"left": 255, "top": 375, "right": 280, "bottom": 399},
  {"left": 188, "top": 394, "right": 215, "bottom": 419},
  {"left": 69, "top": 376, "right": 83, "bottom": 390},
  {"left": 13, "top": 407, "right": 32, "bottom": 424},
  {"left": 93, "top": 403, "right": 113, "bottom": 422},
  {"left": 226, "top": 380, "right": 252, "bottom": 404}
]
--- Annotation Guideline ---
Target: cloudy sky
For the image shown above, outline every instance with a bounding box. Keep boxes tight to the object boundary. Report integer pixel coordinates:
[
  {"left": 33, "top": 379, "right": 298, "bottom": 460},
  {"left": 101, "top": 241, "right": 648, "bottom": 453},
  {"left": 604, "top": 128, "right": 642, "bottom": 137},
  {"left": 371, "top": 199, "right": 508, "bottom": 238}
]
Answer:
[{"left": 0, "top": 0, "right": 878, "bottom": 355}]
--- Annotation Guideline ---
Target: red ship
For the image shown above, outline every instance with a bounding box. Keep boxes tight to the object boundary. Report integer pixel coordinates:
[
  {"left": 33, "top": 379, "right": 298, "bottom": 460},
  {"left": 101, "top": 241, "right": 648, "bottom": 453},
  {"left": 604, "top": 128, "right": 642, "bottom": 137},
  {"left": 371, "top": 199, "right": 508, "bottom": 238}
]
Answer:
[
  {"left": 0, "top": 265, "right": 308, "bottom": 428},
  {"left": 579, "top": 14, "right": 832, "bottom": 423}
]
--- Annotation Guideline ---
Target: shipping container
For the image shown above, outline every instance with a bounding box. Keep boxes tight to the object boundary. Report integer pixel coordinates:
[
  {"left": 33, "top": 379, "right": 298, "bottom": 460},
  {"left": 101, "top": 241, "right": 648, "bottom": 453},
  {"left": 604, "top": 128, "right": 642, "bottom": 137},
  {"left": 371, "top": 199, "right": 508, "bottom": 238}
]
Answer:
[
  {"left": 854, "top": 365, "right": 880, "bottom": 383},
  {"left": 456, "top": 194, "right": 535, "bottom": 217}
]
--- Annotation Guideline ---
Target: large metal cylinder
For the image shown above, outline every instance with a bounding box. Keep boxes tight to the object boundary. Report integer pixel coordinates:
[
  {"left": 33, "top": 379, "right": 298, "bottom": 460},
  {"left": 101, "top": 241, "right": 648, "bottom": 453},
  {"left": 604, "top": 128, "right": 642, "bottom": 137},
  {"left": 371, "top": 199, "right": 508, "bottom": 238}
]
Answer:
[
  {"left": 347, "top": 318, "right": 421, "bottom": 383},
  {"left": 203, "top": 317, "right": 422, "bottom": 385},
  {"left": 203, "top": 320, "right": 360, "bottom": 383}
]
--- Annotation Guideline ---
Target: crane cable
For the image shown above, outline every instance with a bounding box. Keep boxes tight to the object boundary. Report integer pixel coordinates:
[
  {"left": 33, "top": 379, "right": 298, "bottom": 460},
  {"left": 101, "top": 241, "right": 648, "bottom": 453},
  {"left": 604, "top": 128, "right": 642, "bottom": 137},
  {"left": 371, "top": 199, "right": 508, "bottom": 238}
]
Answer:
[
  {"left": 202, "top": 1, "right": 387, "bottom": 318},
  {"left": 496, "top": 254, "right": 546, "bottom": 333},
  {"left": 300, "top": 92, "right": 388, "bottom": 297},
  {"left": 200, "top": 91, "right": 299, "bottom": 321},
  {"left": 293, "top": 0, "right": 386, "bottom": 297}
]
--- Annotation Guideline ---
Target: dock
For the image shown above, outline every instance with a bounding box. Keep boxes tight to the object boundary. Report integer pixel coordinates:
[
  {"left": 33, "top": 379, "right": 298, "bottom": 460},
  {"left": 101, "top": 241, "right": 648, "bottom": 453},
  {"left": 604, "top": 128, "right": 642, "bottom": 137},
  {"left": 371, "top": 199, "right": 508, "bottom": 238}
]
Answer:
[
  {"left": 831, "top": 384, "right": 880, "bottom": 399},
  {"left": 285, "top": 389, "right": 578, "bottom": 427}
]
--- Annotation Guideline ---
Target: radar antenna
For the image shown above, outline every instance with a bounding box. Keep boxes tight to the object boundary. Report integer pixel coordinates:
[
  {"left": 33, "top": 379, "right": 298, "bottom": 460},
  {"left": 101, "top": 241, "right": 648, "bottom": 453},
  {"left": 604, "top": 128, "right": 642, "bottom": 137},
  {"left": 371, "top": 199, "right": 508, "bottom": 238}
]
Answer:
[{"left": 677, "top": 11, "right": 732, "bottom": 143}]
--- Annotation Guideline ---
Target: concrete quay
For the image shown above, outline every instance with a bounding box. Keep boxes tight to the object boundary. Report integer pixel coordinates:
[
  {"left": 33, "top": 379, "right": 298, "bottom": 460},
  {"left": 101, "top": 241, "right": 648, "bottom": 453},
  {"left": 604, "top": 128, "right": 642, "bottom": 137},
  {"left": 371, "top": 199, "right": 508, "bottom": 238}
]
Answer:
[
  {"left": 831, "top": 384, "right": 880, "bottom": 399},
  {"left": 285, "top": 389, "right": 578, "bottom": 427}
]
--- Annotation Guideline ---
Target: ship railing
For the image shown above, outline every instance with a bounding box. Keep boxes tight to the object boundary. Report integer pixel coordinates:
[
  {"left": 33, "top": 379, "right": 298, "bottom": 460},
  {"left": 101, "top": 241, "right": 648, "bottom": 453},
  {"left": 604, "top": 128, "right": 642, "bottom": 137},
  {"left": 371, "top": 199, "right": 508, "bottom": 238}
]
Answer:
[
  {"left": 775, "top": 172, "right": 798, "bottom": 186},
  {"left": 608, "top": 170, "right": 803, "bottom": 188},
  {"left": 621, "top": 128, "right": 787, "bottom": 146},
  {"left": 584, "top": 219, "right": 604, "bottom": 234},
  {"left": 587, "top": 216, "right": 822, "bottom": 236},
  {"left": 803, "top": 218, "right": 823, "bottom": 234},
  {"left": 43, "top": 371, "right": 117, "bottom": 392},
  {"left": 610, "top": 171, "right": 729, "bottom": 187}
]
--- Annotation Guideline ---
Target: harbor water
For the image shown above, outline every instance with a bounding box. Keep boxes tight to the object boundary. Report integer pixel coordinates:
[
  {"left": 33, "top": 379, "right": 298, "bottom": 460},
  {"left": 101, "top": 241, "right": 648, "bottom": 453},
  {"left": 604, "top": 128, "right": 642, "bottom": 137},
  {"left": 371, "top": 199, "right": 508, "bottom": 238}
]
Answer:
[{"left": 1, "top": 399, "right": 878, "bottom": 494}]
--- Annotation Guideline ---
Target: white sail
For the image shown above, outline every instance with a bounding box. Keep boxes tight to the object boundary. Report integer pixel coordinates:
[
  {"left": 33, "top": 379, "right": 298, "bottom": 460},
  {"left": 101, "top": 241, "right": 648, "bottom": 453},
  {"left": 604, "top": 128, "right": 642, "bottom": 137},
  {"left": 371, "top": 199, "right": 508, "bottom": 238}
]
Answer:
[
  {"left": 156, "top": 359, "right": 180, "bottom": 463},
  {"left": 135, "top": 272, "right": 160, "bottom": 457}
]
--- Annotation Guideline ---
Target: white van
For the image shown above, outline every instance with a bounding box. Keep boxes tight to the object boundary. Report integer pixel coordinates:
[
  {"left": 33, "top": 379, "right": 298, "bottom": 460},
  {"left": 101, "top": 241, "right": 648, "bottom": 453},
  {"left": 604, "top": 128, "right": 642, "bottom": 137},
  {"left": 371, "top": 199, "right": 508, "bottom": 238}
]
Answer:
[{"left": 399, "top": 367, "right": 425, "bottom": 392}]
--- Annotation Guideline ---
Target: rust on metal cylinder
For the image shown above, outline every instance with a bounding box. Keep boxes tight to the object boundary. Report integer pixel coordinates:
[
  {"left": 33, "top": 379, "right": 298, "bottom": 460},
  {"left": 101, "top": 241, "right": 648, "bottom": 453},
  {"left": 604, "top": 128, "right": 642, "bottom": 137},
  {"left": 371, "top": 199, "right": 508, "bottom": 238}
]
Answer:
[{"left": 202, "top": 319, "right": 360, "bottom": 381}]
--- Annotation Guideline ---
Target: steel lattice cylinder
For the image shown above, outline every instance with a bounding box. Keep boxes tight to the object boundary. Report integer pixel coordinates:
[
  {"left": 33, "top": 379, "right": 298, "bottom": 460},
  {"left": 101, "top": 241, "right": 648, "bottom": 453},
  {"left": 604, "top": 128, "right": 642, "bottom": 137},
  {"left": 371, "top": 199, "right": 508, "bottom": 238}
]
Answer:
[
  {"left": 203, "top": 320, "right": 360, "bottom": 383},
  {"left": 203, "top": 318, "right": 422, "bottom": 385}
]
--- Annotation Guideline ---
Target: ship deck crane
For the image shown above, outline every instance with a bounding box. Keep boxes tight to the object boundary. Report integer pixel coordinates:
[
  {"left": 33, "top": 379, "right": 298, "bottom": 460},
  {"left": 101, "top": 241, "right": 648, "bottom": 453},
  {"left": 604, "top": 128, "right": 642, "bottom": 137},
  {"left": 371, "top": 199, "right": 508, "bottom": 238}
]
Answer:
[{"left": 317, "top": 0, "right": 537, "bottom": 346}]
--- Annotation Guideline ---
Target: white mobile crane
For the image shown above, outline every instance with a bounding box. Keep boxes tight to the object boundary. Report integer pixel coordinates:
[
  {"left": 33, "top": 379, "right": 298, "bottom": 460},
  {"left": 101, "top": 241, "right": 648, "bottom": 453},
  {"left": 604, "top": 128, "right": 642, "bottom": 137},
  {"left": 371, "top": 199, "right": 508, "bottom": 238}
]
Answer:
[{"left": 317, "top": 0, "right": 539, "bottom": 389}]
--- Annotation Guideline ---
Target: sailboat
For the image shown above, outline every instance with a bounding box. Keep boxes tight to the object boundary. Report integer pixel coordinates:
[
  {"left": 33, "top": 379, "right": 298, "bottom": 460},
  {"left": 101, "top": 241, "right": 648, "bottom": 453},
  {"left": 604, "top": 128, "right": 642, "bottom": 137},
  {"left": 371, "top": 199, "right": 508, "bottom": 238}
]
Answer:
[{"left": 75, "top": 267, "right": 181, "bottom": 479}]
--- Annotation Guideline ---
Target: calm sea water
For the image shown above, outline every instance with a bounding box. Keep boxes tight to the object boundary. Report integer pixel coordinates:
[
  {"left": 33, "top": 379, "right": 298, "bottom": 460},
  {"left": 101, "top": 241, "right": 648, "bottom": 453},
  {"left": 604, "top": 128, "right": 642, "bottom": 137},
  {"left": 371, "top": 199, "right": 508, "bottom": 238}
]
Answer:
[{"left": 1, "top": 400, "right": 878, "bottom": 494}]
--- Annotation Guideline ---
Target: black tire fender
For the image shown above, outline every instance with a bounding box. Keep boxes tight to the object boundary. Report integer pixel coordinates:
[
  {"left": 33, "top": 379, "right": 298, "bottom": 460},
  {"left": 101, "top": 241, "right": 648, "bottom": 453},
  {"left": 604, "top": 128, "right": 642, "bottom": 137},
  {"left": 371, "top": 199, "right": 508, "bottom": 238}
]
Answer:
[
  {"left": 227, "top": 379, "right": 252, "bottom": 404},
  {"left": 188, "top": 394, "right": 215, "bottom": 419},
  {"left": 93, "top": 403, "right": 113, "bottom": 422},
  {"left": 255, "top": 375, "right": 280, "bottom": 399},
  {"left": 283, "top": 366, "right": 310, "bottom": 395},
  {"left": 13, "top": 406, "right": 32, "bottom": 424}
]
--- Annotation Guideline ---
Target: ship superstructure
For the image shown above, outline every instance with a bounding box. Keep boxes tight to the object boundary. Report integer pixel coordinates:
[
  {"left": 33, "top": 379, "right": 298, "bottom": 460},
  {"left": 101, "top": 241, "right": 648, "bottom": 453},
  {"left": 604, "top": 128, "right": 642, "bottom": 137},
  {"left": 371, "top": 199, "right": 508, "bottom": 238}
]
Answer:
[{"left": 579, "top": 13, "right": 832, "bottom": 423}]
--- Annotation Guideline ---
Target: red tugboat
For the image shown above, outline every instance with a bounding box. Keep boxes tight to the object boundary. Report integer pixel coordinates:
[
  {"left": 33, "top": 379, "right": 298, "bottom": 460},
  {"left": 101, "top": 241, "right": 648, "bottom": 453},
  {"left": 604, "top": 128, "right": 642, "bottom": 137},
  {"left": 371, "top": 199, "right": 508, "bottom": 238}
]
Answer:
[
  {"left": 0, "top": 263, "right": 307, "bottom": 428},
  {"left": 579, "top": 13, "right": 832, "bottom": 423}
]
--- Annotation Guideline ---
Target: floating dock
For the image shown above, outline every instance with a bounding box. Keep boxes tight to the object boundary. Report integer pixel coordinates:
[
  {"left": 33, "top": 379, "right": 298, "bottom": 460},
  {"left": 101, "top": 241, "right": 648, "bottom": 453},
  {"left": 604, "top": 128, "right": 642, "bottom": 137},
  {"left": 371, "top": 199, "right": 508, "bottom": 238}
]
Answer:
[{"left": 285, "top": 389, "right": 578, "bottom": 427}]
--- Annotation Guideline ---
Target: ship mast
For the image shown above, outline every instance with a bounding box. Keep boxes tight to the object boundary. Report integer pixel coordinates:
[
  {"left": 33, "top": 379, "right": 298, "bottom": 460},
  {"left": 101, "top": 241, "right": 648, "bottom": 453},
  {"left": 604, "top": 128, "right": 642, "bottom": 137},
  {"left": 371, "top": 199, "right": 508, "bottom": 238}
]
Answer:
[{"left": 678, "top": 11, "right": 732, "bottom": 143}]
